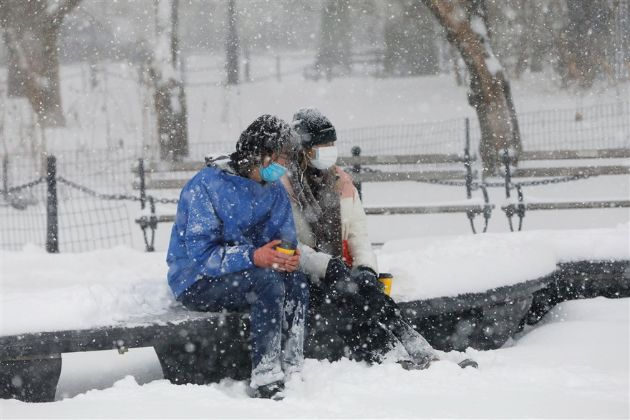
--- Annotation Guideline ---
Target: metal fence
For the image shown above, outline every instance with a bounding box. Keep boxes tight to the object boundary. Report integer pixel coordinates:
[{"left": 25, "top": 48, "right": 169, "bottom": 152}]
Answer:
[
  {"left": 1, "top": 100, "right": 628, "bottom": 252},
  {"left": 508, "top": 101, "right": 630, "bottom": 151},
  {"left": 1, "top": 151, "right": 136, "bottom": 252},
  {"left": 182, "top": 101, "right": 629, "bottom": 160},
  {"left": 332, "top": 100, "right": 630, "bottom": 156}
]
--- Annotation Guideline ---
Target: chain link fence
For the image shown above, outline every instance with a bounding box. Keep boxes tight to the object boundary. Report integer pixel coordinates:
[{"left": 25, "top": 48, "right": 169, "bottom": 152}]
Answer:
[
  {"left": 334, "top": 100, "right": 629, "bottom": 157},
  {"left": 0, "top": 150, "right": 138, "bottom": 252},
  {"left": 1, "top": 100, "right": 628, "bottom": 252}
]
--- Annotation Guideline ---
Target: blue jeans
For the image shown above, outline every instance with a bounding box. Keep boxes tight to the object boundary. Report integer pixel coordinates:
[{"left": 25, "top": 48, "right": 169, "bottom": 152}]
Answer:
[{"left": 180, "top": 268, "right": 309, "bottom": 387}]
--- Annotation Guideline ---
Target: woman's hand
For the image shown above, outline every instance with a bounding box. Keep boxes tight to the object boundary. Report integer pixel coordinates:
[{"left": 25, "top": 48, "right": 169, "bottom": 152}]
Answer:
[{"left": 282, "top": 248, "right": 301, "bottom": 273}]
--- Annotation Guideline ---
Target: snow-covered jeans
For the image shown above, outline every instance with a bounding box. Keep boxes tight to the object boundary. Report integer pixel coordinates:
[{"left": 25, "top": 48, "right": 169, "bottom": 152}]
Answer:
[{"left": 180, "top": 268, "right": 309, "bottom": 388}]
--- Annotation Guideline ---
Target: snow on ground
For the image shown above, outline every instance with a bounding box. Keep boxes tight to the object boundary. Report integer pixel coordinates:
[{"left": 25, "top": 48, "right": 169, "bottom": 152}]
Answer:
[
  {"left": 380, "top": 226, "right": 630, "bottom": 301},
  {"left": 1, "top": 297, "right": 627, "bottom": 418},
  {"left": 2, "top": 226, "right": 628, "bottom": 336},
  {"left": 3, "top": 58, "right": 628, "bottom": 154},
  {"left": 1, "top": 58, "right": 629, "bottom": 417}
]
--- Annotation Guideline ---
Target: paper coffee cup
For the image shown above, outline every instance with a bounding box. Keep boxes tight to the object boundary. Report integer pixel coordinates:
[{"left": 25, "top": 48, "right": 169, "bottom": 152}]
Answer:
[
  {"left": 275, "top": 240, "right": 296, "bottom": 256},
  {"left": 378, "top": 273, "right": 393, "bottom": 296}
]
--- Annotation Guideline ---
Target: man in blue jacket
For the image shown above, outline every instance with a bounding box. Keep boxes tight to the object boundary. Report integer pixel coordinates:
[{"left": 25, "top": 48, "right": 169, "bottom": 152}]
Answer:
[{"left": 167, "top": 115, "right": 308, "bottom": 400}]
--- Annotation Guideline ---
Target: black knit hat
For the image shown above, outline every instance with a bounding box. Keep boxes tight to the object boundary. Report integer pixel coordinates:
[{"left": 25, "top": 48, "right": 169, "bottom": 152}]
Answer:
[
  {"left": 292, "top": 107, "right": 337, "bottom": 149},
  {"left": 231, "top": 114, "right": 292, "bottom": 169}
]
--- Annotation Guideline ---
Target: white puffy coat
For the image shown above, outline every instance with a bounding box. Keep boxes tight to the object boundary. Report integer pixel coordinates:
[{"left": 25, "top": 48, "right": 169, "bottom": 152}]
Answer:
[{"left": 280, "top": 167, "right": 378, "bottom": 280}]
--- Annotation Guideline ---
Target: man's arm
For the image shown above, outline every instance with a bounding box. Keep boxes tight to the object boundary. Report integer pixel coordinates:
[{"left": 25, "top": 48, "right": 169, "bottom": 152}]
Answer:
[{"left": 183, "top": 184, "right": 255, "bottom": 277}]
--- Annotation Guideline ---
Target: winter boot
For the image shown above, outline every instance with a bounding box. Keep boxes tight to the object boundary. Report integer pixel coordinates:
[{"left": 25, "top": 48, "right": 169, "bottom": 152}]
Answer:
[
  {"left": 457, "top": 358, "right": 478, "bottom": 369},
  {"left": 248, "top": 381, "right": 285, "bottom": 401},
  {"left": 397, "top": 357, "right": 435, "bottom": 370},
  {"left": 390, "top": 320, "right": 438, "bottom": 366}
]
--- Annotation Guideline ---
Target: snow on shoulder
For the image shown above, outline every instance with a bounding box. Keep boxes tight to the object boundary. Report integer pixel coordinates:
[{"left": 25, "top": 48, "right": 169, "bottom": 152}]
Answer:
[{"left": 378, "top": 225, "right": 630, "bottom": 302}]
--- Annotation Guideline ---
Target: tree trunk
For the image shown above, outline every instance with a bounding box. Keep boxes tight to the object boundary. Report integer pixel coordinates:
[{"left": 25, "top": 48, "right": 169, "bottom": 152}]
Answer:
[
  {"left": 225, "top": 0, "right": 239, "bottom": 85},
  {"left": 152, "top": 0, "right": 189, "bottom": 161},
  {"left": 385, "top": 1, "right": 439, "bottom": 77},
  {"left": 316, "top": 0, "right": 352, "bottom": 80},
  {"left": 0, "top": 1, "right": 80, "bottom": 127},
  {"left": 4, "top": 30, "right": 27, "bottom": 97},
  {"left": 565, "top": 0, "right": 613, "bottom": 88},
  {"left": 420, "top": 0, "right": 521, "bottom": 176}
]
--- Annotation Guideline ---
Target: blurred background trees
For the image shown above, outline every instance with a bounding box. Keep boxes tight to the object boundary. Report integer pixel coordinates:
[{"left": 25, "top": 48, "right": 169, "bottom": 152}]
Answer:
[
  {"left": 0, "top": 0, "right": 82, "bottom": 127},
  {"left": 2, "top": 0, "right": 626, "bottom": 87},
  {"left": 0, "top": 0, "right": 628, "bottom": 165}
]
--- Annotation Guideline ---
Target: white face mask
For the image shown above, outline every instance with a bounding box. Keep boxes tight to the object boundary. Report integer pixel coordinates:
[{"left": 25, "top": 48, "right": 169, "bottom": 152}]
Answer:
[{"left": 310, "top": 146, "right": 338, "bottom": 170}]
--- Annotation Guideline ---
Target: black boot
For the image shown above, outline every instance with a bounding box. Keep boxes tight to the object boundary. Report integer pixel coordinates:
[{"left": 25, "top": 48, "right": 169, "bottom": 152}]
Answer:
[
  {"left": 248, "top": 381, "right": 285, "bottom": 400},
  {"left": 397, "top": 357, "right": 434, "bottom": 370},
  {"left": 458, "top": 358, "right": 479, "bottom": 369}
]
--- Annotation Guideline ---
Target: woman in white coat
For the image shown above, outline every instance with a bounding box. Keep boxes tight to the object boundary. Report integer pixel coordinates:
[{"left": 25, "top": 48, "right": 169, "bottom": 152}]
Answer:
[{"left": 281, "top": 108, "right": 459, "bottom": 369}]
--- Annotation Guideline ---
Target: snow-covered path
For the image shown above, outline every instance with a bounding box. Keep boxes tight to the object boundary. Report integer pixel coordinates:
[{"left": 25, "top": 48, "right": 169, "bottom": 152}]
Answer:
[{"left": 2, "top": 297, "right": 627, "bottom": 418}]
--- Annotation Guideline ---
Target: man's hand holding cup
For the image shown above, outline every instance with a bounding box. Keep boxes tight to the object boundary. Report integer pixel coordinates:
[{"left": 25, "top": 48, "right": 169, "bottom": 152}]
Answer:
[{"left": 253, "top": 240, "right": 300, "bottom": 272}]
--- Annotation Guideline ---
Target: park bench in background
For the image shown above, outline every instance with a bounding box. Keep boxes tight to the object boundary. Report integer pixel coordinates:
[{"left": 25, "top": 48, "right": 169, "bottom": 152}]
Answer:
[
  {"left": 2, "top": 259, "right": 627, "bottom": 402},
  {"left": 131, "top": 145, "right": 630, "bottom": 251},
  {"left": 131, "top": 139, "right": 493, "bottom": 251},
  {"left": 499, "top": 148, "right": 630, "bottom": 231}
]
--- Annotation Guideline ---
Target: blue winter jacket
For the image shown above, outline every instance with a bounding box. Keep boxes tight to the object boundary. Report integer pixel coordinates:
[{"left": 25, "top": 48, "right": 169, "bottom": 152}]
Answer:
[{"left": 166, "top": 163, "right": 297, "bottom": 298}]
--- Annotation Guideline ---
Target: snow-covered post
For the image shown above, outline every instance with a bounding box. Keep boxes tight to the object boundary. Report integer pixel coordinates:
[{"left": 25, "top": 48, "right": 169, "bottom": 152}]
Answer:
[
  {"left": 46, "top": 155, "right": 59, "bottom": 253},
  {"left": 0, "top": 0, "right": 81, "bottom": 128},
  {"left": 421, "top": 0, "right": 522, "bottom": 176},
  {"left": 152, "top": 0, "right": 189, "bottom": 161},
  {"left": 1, "top": 156, "right": 8, "bottom": 203}
]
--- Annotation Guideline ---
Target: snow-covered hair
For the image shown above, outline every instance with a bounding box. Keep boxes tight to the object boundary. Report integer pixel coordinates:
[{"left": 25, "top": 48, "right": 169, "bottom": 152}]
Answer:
[{"left": 230, "top": 114, "right": 293, "bottom": 173}]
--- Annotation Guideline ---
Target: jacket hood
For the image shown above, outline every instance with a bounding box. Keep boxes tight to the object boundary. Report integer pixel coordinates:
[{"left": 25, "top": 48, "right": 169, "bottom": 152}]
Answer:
[{"left": 205, "top": 154, "right": 237, "bottom": 175}]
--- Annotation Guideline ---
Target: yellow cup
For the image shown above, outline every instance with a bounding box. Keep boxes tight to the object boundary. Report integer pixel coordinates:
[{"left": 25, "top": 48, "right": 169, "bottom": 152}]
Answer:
[
  {"left": 275, "top": 240, "right": 296, "bottom": 256},
  {"left": 378, "top": 273, "right": 393, "bottom": 296}
]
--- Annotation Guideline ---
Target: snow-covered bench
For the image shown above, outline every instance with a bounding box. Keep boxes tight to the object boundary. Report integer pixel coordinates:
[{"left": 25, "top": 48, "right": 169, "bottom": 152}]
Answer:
[
  {"left": 499, "top": 148, "right": 630, "bottom": 230},
  {"left": 2, "top": 259, "right": 627, "bottom": 402}
]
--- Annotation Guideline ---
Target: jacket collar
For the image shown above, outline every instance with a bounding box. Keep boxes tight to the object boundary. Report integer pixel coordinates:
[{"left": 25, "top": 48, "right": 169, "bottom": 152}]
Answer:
[{"left": 205, "top": 154, "right": 237, "bottom": 175}]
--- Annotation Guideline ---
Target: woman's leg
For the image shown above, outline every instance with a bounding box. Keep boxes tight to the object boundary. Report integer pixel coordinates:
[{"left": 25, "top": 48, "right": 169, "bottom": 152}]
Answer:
[
  {"left": 322, "top": 265, "right": 436, "bottom": 365},
  {"left": 352, "top": 275, "right": 437, "bottom": 364},
  {"left": 314, "top": 271, "right": 397, "bottom": 362}
]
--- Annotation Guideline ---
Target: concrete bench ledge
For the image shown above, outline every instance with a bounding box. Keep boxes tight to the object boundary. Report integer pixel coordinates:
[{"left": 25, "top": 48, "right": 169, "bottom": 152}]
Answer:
[{"left": 2, "top": 260, "right": 627, "bottom": 402}]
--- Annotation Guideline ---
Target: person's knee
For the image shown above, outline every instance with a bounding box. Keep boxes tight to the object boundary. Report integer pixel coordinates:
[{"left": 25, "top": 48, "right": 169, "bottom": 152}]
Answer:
[
  {"left": 286, "top": 271, "right": 309, "bottom": 301},
  {"left": 249, "top": 267, "right": 285, "bottom": 300}
]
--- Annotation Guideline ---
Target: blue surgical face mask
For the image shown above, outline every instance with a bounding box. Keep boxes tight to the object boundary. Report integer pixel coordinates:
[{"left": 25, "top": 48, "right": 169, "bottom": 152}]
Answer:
[{"left": 259, "top": 162, "right": 287, "bottom": 182}]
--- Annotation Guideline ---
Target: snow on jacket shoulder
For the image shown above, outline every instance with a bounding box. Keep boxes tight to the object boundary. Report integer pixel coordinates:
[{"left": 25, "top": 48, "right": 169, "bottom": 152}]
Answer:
[
  {"left": 167, "top": 165, "right": 297, "bottom": 298},
  {"left": 281, "top": 166, "right": 378, "bottom": 279}
]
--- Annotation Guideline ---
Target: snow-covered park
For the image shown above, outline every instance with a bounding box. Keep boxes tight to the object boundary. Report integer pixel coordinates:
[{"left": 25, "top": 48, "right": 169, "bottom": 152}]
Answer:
[
  {"left": 0, "top": 294, "right": 624, "bottom": 418},
  {"left": 1, "top": 228, "right": 629, "bottom": 418},
  {"left": 2, "top": 75, "right": 629, "bottom": 417},
  {"left": 2, "top": 1, "right": 630, "bottom": 418}
]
